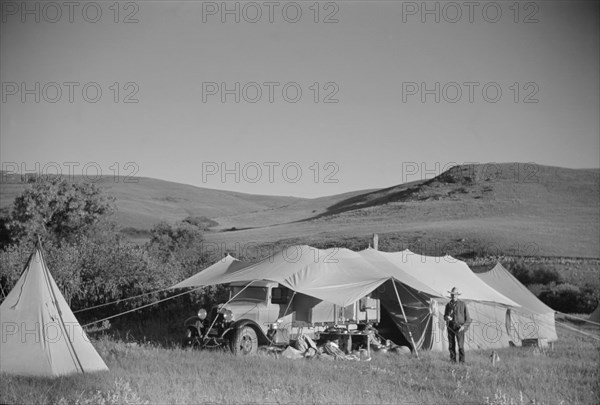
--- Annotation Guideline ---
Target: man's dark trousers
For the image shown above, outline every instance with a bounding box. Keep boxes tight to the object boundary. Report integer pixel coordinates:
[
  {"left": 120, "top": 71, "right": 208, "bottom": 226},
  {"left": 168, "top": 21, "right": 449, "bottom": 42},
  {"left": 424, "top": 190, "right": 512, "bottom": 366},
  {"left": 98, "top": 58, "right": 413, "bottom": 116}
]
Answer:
[{"left": 447, "top": 326, "right": 465, "bottom": 363}]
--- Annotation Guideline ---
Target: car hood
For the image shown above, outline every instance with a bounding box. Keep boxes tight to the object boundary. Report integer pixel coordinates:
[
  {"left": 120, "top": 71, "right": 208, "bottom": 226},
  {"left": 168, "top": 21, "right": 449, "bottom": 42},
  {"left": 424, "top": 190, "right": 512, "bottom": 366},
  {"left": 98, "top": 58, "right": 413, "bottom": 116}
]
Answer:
[{"left": 221, "top": 301, "right": 266, "bottom": 322}]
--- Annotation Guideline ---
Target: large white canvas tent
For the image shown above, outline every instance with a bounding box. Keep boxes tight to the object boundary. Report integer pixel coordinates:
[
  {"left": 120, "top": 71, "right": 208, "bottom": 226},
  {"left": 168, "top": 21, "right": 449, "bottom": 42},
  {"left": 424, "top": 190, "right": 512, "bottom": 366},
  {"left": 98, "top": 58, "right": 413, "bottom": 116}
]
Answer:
[
  {"left": 172, "top": 245, "right": 525, "bottom": 352},
  {"left": 358, "top": 249, "right": 522, "bottom": 351},
  {"left": 477, "top": 262, "right": 558, "bottom": 345},
  {"left": 0, "top": 244, "right": 108, "bottom": 377}
]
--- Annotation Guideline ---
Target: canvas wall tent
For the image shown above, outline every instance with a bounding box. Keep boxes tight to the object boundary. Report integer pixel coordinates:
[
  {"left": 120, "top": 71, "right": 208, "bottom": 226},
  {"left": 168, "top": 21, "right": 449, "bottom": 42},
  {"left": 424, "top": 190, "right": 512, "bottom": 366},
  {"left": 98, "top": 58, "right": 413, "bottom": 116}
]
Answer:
[
  {"left": 0, "top": 244, "right": 108, "bottom": 377},
  {"left": 171, "top": 245, "right": 523, "bottom": 352},
  {"left": 358, "top": 249, "right": 521, "bottom": 352},
  {"left": 476, "top": 263, "right": 558, "bottom": 345}
]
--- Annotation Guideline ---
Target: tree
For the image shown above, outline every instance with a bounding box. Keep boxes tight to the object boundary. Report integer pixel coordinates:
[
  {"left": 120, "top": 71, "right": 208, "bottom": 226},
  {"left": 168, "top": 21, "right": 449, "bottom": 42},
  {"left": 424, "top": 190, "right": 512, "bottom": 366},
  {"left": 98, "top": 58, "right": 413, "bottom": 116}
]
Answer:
[
  {"left": 182, "top": 215, "right": 219, "bottom": 230},
  {"left": 0, "top": 214, "right": 12, "bottom": 249},
  {"left": 6, "top": 177, "right": 115, "bottom": 245},
  {"left": 146, "top": 220, "right": 208, "bottom": 280},
  {"left": 509, "top": 262, "right": 532, "bottom": 285}
]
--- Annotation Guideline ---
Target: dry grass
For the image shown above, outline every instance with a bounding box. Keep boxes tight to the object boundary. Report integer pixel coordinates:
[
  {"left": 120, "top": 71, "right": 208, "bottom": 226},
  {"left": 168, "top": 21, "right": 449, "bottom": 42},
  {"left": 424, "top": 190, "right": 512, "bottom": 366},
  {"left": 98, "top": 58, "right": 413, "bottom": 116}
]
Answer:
[{"left": 1, "top": 322, "right": 598, "bottom": 405}]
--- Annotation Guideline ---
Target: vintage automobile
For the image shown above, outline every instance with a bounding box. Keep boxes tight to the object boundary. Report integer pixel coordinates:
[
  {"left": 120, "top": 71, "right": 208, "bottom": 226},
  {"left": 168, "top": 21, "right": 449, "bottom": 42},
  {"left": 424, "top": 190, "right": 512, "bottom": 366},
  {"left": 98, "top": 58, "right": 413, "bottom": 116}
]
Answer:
[{"left": 182, "top": 280, "right": 381, "bottom": 355}]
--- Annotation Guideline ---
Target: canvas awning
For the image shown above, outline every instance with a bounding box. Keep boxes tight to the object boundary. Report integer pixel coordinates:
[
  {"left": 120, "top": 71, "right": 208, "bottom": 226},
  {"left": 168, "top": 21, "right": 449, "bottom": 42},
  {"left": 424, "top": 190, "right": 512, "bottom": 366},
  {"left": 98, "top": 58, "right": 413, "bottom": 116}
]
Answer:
[
  {"left": 171, "top": 245, "right": 393, "bottom": 306},
  {"left": 171, "top": 254, "right": 255, "bottom": 289},
  {"left": 170, "top": 245, "right": 518, "bottom": 307}
]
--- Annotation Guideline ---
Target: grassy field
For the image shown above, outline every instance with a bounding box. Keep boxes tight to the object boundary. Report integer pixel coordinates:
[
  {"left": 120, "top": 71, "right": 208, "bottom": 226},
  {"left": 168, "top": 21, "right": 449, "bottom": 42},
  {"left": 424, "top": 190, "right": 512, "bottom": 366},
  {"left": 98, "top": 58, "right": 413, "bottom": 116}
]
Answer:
[{"left": 1, "top": 321, "right": 598, "bottom": 405}]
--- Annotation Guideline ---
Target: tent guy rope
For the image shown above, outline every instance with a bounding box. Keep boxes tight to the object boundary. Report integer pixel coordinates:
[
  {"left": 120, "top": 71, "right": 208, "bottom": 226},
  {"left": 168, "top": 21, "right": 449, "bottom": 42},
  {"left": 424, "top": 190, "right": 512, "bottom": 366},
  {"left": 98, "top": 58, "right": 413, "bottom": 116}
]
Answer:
[
  {"left": 82, "top": 287, "right": 203, "bottom": 328},
  {"left": 73, "top": 286, "right": 175, "bottom": 314}
]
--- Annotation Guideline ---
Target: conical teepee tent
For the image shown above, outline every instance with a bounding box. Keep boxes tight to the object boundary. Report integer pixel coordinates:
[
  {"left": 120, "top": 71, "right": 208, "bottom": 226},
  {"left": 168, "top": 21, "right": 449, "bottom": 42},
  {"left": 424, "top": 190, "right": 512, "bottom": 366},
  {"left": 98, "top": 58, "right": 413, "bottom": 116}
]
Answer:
[{"left": 0, "top": 242, "right": 108, "bottom": 376}]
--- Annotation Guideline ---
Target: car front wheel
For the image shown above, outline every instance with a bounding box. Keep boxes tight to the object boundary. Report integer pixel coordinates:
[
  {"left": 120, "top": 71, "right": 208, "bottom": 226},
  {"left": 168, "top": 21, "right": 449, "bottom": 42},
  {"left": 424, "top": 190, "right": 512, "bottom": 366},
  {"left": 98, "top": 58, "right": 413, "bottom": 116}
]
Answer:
[{"left": 231, "top": 326, "right": 258, "bottom": 355}]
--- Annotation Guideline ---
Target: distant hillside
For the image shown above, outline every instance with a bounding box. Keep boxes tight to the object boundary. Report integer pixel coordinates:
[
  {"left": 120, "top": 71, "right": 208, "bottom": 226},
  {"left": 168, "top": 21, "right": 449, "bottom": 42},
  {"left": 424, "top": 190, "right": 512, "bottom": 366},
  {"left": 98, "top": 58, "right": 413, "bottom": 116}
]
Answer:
[
  {"left": 210, "top": 188, "right": 378, "bottom": 230},
  {"left": 0, "top": 174, "right": 305, "bottom": 230},
  {"left": 203, "top": 164, "right": 600, "bottom": 259},
  {"left": 1, "top": 164, "right": 598, "bottom": 259},
  {"left": 308, "top": 163, "right": 599, "bottom": 218}
]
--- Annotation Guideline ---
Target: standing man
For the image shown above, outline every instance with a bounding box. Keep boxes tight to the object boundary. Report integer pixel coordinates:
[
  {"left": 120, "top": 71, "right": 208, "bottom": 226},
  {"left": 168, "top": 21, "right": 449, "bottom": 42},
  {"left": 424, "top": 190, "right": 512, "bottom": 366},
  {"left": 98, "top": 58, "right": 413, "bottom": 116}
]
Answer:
[{"left": 444, "top": 287, "right": 471, "bottom": 363}]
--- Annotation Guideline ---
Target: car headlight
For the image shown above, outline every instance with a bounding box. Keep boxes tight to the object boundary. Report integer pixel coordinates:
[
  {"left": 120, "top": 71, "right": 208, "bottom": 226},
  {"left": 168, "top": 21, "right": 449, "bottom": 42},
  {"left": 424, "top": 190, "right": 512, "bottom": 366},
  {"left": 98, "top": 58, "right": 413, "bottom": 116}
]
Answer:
[
  {"left": 197, "top": 308, "right": 207, "bottom": 320},
  {"left": 221, "top": 309, "right": 234, "bottom": 322}
]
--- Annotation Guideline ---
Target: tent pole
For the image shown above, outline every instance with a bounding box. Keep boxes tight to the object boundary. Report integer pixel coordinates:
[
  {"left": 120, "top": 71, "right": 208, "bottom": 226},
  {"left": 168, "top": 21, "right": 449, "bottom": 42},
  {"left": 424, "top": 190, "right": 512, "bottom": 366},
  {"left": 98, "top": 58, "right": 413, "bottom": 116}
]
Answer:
[{"left": 392, "top": 280, "right": 420, "bottom": 359}]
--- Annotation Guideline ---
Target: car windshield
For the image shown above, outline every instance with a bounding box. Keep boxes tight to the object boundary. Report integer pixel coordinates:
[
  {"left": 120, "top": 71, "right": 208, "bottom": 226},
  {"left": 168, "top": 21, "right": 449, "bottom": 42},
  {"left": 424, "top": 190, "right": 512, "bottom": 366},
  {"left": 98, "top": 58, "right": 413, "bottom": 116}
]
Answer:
[{"left": 229, "top": 286, "right": 268, "bottom": 302}]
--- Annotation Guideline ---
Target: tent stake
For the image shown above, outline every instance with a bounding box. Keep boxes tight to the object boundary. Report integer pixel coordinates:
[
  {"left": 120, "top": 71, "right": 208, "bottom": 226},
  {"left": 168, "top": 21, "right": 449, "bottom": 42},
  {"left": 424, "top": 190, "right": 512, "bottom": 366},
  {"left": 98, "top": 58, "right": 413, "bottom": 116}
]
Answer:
[{"left": 392, "top": 280, "right": 420, "bottom": 359}]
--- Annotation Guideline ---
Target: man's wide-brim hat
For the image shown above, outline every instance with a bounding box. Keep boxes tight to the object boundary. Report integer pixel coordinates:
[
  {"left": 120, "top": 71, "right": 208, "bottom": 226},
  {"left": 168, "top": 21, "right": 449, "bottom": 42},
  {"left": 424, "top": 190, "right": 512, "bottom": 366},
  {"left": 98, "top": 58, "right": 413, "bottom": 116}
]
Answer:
[{"left": 448, "top": 287, "right": 461, "bottom": 296}]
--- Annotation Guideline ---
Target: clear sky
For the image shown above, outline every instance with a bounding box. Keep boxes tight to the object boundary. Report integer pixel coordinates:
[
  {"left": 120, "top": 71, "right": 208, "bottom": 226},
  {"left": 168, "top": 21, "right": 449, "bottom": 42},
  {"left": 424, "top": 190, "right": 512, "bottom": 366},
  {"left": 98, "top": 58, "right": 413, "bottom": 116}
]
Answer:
[{"left": 1, "top": 1, "right": 598, "bottom": 198}]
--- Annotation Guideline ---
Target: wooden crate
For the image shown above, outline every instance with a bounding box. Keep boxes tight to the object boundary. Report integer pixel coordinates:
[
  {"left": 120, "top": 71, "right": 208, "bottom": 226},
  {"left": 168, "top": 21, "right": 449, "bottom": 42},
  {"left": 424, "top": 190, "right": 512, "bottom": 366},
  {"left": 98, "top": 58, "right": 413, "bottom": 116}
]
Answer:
[{"left": 522, "top": 338, "right": 549, "bottom": 349}]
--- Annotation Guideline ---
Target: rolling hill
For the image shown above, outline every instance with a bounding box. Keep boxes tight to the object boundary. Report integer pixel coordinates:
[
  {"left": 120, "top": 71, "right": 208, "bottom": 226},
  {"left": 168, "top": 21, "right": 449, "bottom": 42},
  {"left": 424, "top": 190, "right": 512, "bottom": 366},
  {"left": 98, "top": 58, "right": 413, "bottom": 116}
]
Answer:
[
  {"left": 0, "top": 174, "right": 307, "bottom": 230},
  {"left": 1, "top": 163, "right": 598, "bottom": 260},
  {"left": 202, "top": 163, "right": 600, "bottom": 260}
]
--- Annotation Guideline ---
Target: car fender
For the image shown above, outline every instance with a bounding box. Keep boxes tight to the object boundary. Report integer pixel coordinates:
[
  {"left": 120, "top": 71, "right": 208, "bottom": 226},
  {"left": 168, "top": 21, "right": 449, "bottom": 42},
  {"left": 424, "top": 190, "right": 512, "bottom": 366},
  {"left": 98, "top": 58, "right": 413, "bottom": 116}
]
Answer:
[
  {"left": 223, "top": 319, "right": 270, "bottom": 345},
  {"left": 184, "top": 315, "right": 202, "bottom": 325},
  {"left": 184, "top": 316, "right": 203, "bottom": 335}
]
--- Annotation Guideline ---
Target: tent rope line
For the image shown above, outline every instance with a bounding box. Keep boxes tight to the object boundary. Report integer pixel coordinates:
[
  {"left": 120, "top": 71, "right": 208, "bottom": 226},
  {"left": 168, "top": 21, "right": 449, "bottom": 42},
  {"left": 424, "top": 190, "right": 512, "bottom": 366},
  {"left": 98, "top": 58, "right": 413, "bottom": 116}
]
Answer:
[
  {"left": 81, "top": 287, "right": 203, "bottom": 328},
  {"left": 73, "top": 286, "right": 176, "bottom": 314},
  {"left": 557, "top": 312, "right": 600, "bottom": 327},
  {"left": 477, "top": 309, "right": 592, "bottom": 334},
  {"left": 202, "top": 280, "right": 255, "bottom": 340},
  {"left": 555, "top": 320, "right": 600, "bottom": 341}
]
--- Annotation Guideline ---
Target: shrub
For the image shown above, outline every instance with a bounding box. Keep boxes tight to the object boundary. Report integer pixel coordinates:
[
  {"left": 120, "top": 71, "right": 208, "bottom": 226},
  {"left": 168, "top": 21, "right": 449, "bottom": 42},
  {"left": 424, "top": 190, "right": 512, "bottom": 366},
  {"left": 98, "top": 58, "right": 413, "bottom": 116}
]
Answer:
[
  {"left": 531, "top": 267, "right": 563, "bottom": 285},
  {"left": 509, "top": 262, "right": 532, "bottom": 285},
  {"left": 538, "top": 283, "right": 599, "bottom": 313},
  {"left": 526, "top": 283, "right": 548, "bottom": 297},
  {"left": 508, "top": 262, "right": 563, "bottom": 286},
  {"left": 182, "top": 215, "right": 219, "bottom": 230}
]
